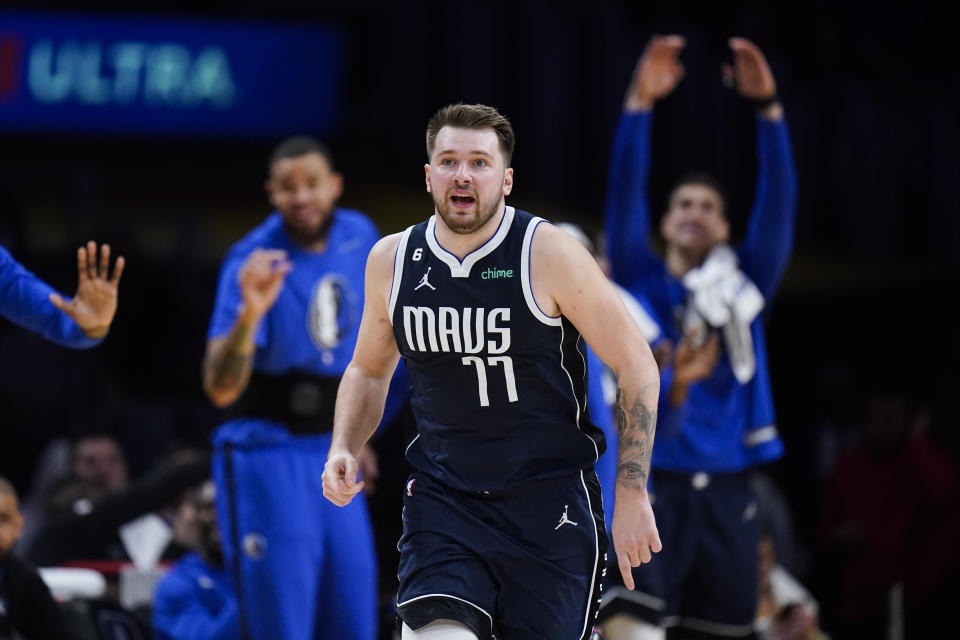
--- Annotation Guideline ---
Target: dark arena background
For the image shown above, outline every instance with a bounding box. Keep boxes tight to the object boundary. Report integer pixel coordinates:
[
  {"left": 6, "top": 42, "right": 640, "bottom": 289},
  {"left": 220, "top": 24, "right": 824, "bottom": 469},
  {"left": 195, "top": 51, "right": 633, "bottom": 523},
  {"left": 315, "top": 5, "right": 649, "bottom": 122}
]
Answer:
[{"left": 1, "top": 1, "right": 958, "bottom": 639}]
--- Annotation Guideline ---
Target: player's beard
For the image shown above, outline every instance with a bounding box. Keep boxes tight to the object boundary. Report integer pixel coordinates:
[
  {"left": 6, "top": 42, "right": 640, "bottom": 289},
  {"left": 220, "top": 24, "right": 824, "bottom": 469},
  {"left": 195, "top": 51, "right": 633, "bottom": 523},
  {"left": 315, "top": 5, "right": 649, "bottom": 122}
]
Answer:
[
  {"left": 282, "top": 209, "right": 335, "bottom": 247},
  {"left": 432, "top": 183, "right": 503, "bottom": 235}
]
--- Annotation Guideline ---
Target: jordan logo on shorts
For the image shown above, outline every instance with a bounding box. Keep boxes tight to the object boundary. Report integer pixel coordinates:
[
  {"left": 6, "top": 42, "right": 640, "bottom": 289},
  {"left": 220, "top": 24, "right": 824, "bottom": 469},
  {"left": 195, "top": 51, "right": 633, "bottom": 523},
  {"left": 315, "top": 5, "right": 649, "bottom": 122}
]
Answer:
[
  {"left": 554, "top": 504, "right": 578, "bottom": 529},
  {"left": 414, "top": 267, "right": 436, "bottom": 291}
]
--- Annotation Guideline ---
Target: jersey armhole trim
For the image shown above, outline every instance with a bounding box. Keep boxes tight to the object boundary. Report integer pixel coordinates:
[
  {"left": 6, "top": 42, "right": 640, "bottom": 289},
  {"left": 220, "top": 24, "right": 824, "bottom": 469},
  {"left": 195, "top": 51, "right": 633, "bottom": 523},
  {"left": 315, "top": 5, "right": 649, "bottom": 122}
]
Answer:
[
  {"left": 521, "top": 217, "right": 562, "bottom": 326},
  {"left": 388, "top": 226, "right": 414, "bottom": 324}
]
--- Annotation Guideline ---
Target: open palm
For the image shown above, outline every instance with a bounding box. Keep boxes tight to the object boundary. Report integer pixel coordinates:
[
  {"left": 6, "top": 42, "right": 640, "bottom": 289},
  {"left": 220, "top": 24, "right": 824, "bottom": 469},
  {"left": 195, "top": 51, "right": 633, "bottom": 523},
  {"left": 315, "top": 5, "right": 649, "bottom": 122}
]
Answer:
[
  {"left": 625, "top": 35, "right": 686, "bottom": 111},
  {"left": 723, "top": 37, "right": 777, "bottom": 100},
  {"left": 50, "top": 241, "right": 124, "bottom": 338}
]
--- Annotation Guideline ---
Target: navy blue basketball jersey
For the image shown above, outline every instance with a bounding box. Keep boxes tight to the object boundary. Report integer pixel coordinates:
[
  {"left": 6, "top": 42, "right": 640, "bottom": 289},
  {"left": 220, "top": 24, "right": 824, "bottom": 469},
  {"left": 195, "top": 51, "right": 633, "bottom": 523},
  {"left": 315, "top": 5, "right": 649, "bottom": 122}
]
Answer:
[{"left": 389, "top": 206, "right": 604, "bottom": 492}]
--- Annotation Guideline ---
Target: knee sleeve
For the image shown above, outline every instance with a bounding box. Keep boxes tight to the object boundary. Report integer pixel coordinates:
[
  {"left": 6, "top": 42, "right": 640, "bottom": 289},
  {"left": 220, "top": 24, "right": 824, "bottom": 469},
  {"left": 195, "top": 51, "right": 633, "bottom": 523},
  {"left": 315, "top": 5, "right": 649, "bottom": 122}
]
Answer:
[
  {"left": 401, "top": 619, "right": 480, "bottom": 640},
  {"left": 601, "top": 614, "right": 666, "bottom": 640}
]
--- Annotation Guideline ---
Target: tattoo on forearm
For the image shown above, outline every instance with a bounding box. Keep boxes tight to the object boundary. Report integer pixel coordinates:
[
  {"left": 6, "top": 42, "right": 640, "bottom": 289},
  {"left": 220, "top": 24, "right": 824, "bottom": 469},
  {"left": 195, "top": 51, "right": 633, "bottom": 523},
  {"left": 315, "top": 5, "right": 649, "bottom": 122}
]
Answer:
[
  {"left": 209, "top": 324, "right": 254, "bottom": 390},
  {"left": 614, "top": 387, "right": 657, "bottom": 490}
]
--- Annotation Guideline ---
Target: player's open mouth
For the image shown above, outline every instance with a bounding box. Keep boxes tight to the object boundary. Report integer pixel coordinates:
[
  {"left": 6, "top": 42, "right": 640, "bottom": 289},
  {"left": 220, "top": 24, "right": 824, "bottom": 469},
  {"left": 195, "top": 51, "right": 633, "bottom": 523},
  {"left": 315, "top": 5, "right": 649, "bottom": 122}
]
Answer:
[{"left": 450, "top": 195, "right": 476, "bottom": 209}]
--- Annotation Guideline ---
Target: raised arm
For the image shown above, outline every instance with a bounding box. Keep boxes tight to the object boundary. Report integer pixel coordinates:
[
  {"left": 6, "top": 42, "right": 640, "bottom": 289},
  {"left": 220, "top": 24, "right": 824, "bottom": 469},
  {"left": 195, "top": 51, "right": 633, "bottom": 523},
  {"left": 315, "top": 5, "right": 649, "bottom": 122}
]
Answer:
[
  {"left": 322, "top": 234, "right": 402, "bottom": 507},
  {"left": 725, "top": 37, "right": 798, "bottom": 298},
  {"left": 531, "top": 222, "right": 661, "bottom": 590},
  {"left": 202, "top": 249, "right": 291, "bottom": 408},
  {"left": 0, "top": 242, "right": 123, "bottom": 348},
  {"left": 605, "top": 35, "right": 685, "bottom": 287}
]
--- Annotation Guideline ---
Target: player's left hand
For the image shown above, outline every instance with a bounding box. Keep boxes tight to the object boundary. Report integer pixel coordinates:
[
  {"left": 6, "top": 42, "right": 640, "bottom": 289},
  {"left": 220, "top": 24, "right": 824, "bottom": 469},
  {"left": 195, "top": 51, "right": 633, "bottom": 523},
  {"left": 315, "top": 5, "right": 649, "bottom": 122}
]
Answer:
[
  {"left": 49, "top": 241, "right": 125, "bottom": 339},
  {"left": 722, "top": 37, "right": 776, "bottom": 101},
  {"left": 611, "top": 488, "right": 662, "bottom": 590},
  {"left": 322, "top": 449, "right": 366, "bottom": 507}
]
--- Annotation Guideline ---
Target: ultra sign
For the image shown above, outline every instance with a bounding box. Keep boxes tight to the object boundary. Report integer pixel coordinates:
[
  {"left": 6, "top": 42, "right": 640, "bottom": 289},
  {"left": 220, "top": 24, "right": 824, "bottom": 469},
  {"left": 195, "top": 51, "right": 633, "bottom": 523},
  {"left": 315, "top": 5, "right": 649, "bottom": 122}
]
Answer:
[{"left": 0, "top": 11, "right": 343, "bottom": 137}]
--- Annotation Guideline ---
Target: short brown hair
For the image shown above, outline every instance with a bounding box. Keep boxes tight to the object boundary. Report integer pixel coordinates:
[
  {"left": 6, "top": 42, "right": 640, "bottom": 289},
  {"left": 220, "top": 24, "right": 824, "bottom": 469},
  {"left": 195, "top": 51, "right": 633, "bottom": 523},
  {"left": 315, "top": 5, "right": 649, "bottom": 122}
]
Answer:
[
  {"left": 269, "top": 136, "right": 334, "bottom": 174},
  {"left": 426, "top": 103, "right": 515, "bottom": 166}
]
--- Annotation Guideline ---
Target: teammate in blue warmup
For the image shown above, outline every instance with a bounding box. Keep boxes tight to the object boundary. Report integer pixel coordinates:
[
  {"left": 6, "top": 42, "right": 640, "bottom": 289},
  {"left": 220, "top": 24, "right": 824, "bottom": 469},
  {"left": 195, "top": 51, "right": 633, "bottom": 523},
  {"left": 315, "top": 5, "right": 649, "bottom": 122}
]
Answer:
[
  {"left": 203, "top": 137, "right": 382, "bottom": 640},
  {"left": 1, "top": 240, "right": 124, "bottom": 348},
  {"left": 597, "top": 37, "right": 798, "bottom": 640},
  {"left": 323, "top": 104, "right": 663, "bottom": 640}
]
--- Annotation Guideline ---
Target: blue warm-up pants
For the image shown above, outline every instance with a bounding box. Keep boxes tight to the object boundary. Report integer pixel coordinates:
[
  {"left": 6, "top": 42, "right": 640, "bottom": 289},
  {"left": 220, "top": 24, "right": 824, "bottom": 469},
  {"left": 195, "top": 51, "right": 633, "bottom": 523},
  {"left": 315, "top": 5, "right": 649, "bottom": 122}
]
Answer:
[{"left": 213, "top": 421, "right": 377, "bottom": 640}]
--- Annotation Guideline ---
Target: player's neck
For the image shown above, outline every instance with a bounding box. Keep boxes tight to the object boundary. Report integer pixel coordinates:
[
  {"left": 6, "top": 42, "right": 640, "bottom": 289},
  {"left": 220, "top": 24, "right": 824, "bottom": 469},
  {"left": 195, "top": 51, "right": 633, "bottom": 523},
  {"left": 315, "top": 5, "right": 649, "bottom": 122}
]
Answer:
[
  {"left": 433, "top": 203, "right": 506, "bottom": 260},
  {"left": 665, "top": 244, "right": 708, "bottom": 278}
]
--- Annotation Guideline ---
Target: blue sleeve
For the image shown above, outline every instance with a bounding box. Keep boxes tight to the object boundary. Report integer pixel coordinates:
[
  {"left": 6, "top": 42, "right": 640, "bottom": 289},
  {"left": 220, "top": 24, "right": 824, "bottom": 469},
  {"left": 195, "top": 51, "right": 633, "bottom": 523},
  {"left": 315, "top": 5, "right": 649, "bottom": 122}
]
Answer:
[
  {"left": 654, "top": 365, "right": 684, "bottom": 441},
  {"left": 207, "top": 247, "right": 267, "bottom": 346},
  {"left": 152, "top": 576, "right": 239, "bottom": 640},
  {"left": 604, "top": 111, "right": 662, "bottom": 289},
  {"left": 738, "top": 117, "right": 798, "bottom": 299},
  {"left": 585, "top": 346, "right": 617, "bottom": 533},
  {"left": 0, "top": 245, "right": 101, "bottom": 349}
]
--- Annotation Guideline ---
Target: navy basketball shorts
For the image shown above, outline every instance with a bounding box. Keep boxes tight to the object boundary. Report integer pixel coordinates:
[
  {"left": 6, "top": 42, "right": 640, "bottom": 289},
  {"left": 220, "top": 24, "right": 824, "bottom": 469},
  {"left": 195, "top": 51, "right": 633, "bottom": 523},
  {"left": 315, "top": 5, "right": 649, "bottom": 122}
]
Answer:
[
  {"left": 397, "top": 469, "right": 608, "bottom": 640},
  {"left": 598, "top": 470, "right": 759, "bottom": 638}
]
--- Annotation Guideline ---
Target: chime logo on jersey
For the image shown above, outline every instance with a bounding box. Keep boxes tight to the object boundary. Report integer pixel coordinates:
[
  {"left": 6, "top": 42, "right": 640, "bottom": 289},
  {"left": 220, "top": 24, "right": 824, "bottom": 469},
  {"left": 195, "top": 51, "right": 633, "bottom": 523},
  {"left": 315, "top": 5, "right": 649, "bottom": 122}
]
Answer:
[
  {"left": 402, "top": 306, "right": 511, "bottom": 354},
  {"left": 307, "top": 274, "right": 358, "bottom": 351}
]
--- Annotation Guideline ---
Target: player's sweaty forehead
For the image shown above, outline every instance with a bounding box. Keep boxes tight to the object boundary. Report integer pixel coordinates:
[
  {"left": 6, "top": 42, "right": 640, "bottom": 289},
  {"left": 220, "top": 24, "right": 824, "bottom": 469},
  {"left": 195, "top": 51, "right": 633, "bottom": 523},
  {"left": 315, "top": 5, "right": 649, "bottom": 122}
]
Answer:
[{"left": 430, "top": 127, "right": 504, "bottom": 164}]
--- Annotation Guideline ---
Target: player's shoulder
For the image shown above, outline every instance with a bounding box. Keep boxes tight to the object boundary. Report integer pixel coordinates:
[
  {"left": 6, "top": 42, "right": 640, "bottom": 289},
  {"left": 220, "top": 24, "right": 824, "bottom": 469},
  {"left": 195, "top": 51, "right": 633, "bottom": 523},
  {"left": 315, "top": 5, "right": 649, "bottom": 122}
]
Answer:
[
  {"left": 224, "top": 213, "right": 286, "bottom": 260},
  {"left": 528, "top": 217, "right": 588, "bottom": 260},
  {"left": 154, "top": 553, "right": 203, "bottom": 593},
  {"left": 333, "top": 208, "right": 379, "bottom": 238},
  {"left": 0, "top": 243, "right": 20, "bottom": 272},
  {"left": 368, "top": 231, "right": 405, "bottom": 265}
]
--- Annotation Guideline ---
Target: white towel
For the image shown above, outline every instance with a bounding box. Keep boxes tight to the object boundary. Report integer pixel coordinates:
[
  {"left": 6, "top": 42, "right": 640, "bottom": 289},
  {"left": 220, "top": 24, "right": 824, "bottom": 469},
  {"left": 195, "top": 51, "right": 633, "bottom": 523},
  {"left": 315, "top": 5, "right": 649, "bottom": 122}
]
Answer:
[
  {"left": 613, "top": 282, "right": 661, "bottom": 343},
  {"left": 681, "top": 245, "right": 764, "bottom": 383}
]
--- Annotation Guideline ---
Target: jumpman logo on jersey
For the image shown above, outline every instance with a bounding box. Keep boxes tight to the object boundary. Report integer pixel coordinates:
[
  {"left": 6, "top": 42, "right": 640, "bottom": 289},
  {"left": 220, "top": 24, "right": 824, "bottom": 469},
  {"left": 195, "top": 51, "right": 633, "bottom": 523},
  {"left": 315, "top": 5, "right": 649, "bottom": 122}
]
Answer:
[
  {"left": 415, "top": 267, "right": 436, "bottom": 291},
  {"left": 554, "top": 504, "right": 578, "bottom": 529}
]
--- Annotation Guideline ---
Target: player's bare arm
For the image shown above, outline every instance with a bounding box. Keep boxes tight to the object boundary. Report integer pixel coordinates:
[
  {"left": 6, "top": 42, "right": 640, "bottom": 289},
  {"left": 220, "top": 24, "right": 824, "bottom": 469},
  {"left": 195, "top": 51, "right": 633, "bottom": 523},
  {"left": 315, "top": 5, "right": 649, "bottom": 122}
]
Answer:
[
  {"left": 203, "top": 248, "right": 292, "bottom": 408},
  {"left": 530, "top": 222, "right": 662, "bottom": 589},
  {"left": 323, "top": 233, "right": 402, "bottom": 507},
  {"left": 49, "top": 240, "right": 125, "bottom": 339}
]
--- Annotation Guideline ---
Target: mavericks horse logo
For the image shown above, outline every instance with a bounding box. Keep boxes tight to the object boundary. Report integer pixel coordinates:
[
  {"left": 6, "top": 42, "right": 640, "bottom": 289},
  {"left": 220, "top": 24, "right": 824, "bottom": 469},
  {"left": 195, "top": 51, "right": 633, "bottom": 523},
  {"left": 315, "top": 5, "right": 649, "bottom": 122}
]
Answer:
[{"left": 307, "top": 274, "right": 359, "bottom": 352}]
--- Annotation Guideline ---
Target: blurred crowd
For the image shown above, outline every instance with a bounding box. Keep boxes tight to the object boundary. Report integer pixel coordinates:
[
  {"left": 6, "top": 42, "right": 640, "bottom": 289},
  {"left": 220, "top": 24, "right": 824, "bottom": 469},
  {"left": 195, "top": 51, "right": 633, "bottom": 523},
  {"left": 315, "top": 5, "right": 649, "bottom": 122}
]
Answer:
[{"left": 2, "top": 3, "right": 959, "bottom": 640}]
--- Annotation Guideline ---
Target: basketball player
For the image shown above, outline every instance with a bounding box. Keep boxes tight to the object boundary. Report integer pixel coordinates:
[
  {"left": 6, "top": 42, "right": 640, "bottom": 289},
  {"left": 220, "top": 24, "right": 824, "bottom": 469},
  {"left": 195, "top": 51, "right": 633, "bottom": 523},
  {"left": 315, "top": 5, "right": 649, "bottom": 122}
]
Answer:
[
  {"left": 598, "top": 36, "right": 797, "bottom": 640},
  {"left": 203, "top": 137, "right": 383, "bottom": 640},
  {"left": 323, "top": 104, "right": 662, "bottom": 639},
  {"left": 1, "top": 240, "right": 123, "bottom": 347}
]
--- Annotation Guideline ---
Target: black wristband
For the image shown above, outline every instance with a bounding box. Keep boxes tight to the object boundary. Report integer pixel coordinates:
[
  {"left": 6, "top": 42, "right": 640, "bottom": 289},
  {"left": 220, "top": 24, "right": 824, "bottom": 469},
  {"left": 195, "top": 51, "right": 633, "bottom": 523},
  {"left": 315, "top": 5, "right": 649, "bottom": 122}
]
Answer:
[{"left": 749, "top": 94, "right": 779, "bottom": 111}]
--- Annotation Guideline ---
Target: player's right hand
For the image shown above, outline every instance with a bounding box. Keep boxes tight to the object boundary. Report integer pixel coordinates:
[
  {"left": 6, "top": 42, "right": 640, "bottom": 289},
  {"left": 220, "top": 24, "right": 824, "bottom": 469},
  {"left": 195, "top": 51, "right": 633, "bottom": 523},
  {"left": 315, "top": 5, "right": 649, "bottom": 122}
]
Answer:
[
  {"left": 322, "top": 450, "right": 366, "bottom": 507},
  {"left": 625, "top": 34, "right": 686, "bottom": 112},
  {"left": 238, "top": 249, "right": 292, "bottom": 318},
  {"left": 673, "top": 330, "right": 720, "bottom": 386},
  {"left": 722, "top": 37, "right": 776, "bottom": 101},
  {"left": 611, "top": 489, "right": 662, "bottom": 590}
]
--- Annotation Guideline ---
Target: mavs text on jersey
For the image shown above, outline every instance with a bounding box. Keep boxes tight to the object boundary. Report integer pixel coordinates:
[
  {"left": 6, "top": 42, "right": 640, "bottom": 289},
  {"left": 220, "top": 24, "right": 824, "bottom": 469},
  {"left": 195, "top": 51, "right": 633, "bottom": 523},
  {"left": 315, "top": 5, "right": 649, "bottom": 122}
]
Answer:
[{"left": 389, "top": 206, "right": 606, "bottom": 492}]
